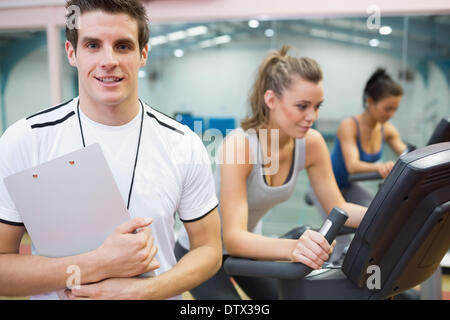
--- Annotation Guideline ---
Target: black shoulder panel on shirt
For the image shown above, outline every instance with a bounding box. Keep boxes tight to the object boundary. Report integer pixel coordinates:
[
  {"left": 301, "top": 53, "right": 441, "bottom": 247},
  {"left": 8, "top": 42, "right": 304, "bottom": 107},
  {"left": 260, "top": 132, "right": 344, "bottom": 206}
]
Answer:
[
  {"left": 30, "top": 111, "right": 76, "bottom": 129},
  {"left": 141, "top": 101, "right": 178, "bottom": 122},
  {"left": 146, "top": 111, "right": 185, "bottom": 135},
  {"left": 26, "top": 99, "right": 73, "bottom": 120}
]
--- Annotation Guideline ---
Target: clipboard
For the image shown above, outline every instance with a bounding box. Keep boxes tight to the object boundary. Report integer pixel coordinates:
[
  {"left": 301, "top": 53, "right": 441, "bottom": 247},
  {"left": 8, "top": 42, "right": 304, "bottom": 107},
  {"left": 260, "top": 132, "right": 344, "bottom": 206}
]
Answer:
[{"left": 3, "top": 143, "right": 131, "bottom": 258}]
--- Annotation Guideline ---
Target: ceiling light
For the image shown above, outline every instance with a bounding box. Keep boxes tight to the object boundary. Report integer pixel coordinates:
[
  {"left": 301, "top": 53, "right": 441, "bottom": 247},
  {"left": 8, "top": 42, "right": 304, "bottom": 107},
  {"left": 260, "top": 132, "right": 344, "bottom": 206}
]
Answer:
[
  {"left": 199, "top": 39, "right": 213, "bottom": 48},
  {"left": 264, "top": 29, "right": 275, "bottom": 37},
  {"left": 174, "top": 49, "right": 184, "bottom": 58},
  {"left": 150, "top": 35, "right": 167, "bottom": 46},
  {"left": 213, "top": 35, "right": 231, "bottom": 45},
  {"left": 369, "top": 38, "right": 380, "bottom": 47},
  {"left": 379, "top": 26, "right": 392, "bottom": 35},
  {"left": 167, "top": 31, "right": 187, "bottom": 41},
  {"left": 186, "top": 26, "right": 208, "bottom": 37},
  {"left": 138, "top": 70, "right": 147, "bottom": 79},
  {"left": 248, "top": 19, "right": 260, "bottom": 29},
  {"left": 199, "top": 35, "right": 232, "bottom": 49}
]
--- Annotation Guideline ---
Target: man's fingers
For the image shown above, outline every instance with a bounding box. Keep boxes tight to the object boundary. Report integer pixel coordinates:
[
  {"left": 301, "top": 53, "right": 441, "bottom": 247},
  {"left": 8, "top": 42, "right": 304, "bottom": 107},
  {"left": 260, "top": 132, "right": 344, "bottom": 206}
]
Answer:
[
  {"left": 148, "top": 258, "right": 160, "bottom": 272},
  {"left": 146, "top": 245, "right": 160, "bottom": 272},
  {"left": 65, "top": 286, "right": 94, "bottom": 300},
  {"left": 116, "top": 217, "right": 152, "bottom": 234}
]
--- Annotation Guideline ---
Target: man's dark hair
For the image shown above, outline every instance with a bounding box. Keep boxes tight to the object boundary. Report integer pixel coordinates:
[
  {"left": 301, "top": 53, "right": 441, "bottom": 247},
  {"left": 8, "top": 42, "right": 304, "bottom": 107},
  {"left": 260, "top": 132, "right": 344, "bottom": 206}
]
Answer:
[{"left": 65, "top": 0, "right": 150, "bottom": 53}]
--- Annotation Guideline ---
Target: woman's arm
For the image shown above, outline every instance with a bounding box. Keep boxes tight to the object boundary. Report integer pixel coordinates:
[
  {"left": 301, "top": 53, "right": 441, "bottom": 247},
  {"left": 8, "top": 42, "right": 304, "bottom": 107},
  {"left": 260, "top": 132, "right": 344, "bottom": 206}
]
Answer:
[
  {"left": 338, "top": 119, "right": 395, "bottom": 178},
  {"left": 306, "top": 129, "right": 367, "bottom": 228},
  {"left": 220, "top": 131, "right": 290, "bottom": 260},
  {"left": 220, "top": 131, "right": 332, "bottom": 269},
  {"left": 384, "top": 122, "right": 407, "bottom": 156},
  {"left": 338, "top": 118, "right": 381, "bottom": 174}
]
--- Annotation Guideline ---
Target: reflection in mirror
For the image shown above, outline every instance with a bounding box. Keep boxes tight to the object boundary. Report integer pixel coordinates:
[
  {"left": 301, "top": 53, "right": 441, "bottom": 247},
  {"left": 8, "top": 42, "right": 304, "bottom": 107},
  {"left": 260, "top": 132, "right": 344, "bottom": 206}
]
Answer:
[{"left": 142, "top": 16, "right": 449, "bottom": 149}]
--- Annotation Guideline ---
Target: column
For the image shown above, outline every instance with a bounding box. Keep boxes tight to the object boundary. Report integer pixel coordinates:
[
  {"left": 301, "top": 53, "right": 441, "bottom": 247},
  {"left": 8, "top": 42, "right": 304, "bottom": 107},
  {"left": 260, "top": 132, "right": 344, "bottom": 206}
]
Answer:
[{"left": 46, "top": 22, "right": 62, "bottom": 106}]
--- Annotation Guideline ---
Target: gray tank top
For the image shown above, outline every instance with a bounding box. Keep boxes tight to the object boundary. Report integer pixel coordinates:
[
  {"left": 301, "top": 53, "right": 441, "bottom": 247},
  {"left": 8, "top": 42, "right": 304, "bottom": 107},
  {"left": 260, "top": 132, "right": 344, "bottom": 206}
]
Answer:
[
  {"left": 176, "top": 128, "right": 306, "bottom": 250},
  {"left": 216, "top": 128, "right": 306, "bottom": 232}
]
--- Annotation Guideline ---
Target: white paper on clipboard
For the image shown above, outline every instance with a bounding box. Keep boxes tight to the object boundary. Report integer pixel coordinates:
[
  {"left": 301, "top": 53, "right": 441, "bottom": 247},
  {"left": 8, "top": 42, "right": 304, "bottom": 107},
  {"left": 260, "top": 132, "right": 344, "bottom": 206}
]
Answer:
[
  {"left": 4, "top": 143, "right": 131, "bottom": 259},
  {"left": 4, "top": 143, "right": 157, "bottom": 299},
  {"left": 4, "top": 144, "right": 135, "bottom": 299}
]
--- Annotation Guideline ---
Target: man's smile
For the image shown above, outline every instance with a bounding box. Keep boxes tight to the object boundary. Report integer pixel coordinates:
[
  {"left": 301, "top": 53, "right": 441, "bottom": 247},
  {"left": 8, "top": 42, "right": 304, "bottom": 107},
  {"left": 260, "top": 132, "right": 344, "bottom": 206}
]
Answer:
[{"left": 95, "top": 76, "right": 124, "bottom": 83}]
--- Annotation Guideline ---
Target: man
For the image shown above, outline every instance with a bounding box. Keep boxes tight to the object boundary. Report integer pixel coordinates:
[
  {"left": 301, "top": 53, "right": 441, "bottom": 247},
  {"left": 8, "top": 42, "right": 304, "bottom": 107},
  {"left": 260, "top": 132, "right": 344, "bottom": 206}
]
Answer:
[{"left": 0, "top": 0, "right": 221, "bottom": 300}]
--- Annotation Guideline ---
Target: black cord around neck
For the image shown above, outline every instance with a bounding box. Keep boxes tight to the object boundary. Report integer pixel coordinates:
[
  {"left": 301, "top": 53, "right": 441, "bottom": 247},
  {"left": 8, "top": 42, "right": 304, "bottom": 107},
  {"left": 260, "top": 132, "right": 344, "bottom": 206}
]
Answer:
[{"left": 76, "top": 99, "right": 144, "bottom": 210}]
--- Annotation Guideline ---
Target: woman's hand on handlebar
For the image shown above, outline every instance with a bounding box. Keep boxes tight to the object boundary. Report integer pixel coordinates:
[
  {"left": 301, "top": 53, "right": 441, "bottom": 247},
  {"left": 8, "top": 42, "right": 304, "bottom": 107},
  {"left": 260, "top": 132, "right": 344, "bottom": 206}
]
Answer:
[
  {"left": 290, "top": 229, "right": 336, "bottom": 270},
  {"left": 377, "top": 161, "right": 395, "bottom": 179}
]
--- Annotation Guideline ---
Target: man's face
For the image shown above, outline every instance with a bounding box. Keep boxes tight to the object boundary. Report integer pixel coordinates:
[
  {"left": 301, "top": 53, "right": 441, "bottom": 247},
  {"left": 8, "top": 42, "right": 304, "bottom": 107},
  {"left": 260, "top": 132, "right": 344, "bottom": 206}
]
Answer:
[{"left": 66, "top": 11, "right": 148, "bottom": 107}]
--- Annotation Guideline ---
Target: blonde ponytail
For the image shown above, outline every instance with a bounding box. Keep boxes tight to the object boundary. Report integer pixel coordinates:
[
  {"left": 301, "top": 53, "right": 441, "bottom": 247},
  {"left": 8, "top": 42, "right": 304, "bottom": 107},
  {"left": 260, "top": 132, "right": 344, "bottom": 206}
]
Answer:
[{"left": 241, "top": 45, "right": 323, "bottom": 131}]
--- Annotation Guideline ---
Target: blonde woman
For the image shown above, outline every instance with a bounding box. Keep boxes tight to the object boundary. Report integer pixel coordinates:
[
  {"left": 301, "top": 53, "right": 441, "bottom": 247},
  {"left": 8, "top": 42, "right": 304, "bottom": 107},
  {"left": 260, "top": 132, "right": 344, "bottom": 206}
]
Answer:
[{"left": 176, "top": 46, "right": 367, "bottom": 299}]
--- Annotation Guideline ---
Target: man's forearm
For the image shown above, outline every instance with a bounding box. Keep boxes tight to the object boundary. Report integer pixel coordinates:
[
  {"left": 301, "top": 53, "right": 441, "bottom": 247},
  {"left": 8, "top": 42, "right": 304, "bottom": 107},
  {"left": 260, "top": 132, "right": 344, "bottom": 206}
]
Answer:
[{"left": 0, "top": 251, "right": 105, "bottom": 297}]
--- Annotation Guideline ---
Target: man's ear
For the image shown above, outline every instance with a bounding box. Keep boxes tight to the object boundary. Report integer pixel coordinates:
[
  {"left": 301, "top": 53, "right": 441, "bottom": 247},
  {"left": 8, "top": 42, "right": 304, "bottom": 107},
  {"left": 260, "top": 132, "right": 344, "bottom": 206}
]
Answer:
[
  {"left": 140, "top": 44, "right": 149, "bottom": 67},
  {"left": 264, "top": 90, "right": 276, "bottom": 110},
  {"left": 65, "top": 40, "right": 77, "bottom": 67}
]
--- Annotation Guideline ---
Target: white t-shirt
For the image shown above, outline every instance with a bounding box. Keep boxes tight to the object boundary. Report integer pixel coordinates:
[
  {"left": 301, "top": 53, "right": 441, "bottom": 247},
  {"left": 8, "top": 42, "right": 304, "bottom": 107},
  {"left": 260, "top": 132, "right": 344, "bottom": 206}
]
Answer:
[{"left": 0, "top": 97, "right": 218, "bottom": 299}]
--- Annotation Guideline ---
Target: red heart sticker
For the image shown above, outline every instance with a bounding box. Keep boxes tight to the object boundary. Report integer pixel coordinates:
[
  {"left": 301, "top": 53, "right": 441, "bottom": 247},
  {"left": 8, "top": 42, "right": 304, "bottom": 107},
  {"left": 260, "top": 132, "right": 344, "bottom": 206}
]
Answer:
[
  {"left": 69, "top": 161, "right": 75, "bottom": 165},
  {"left": 32, "top": 174, "right": 38, "bottom": 179}
]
